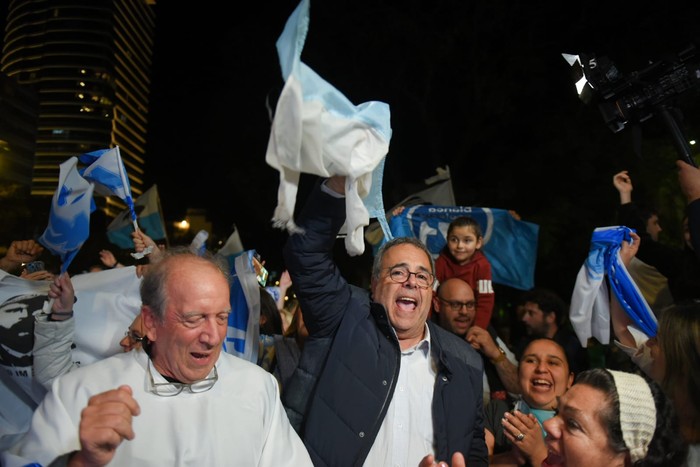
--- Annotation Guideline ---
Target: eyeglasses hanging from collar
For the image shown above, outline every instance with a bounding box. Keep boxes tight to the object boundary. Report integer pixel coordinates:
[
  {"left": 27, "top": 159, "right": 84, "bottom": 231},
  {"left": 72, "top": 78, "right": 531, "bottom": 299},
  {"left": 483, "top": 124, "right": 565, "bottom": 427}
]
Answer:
[{"left": 147, "top": 358, "right": 218, "bottom": 397}]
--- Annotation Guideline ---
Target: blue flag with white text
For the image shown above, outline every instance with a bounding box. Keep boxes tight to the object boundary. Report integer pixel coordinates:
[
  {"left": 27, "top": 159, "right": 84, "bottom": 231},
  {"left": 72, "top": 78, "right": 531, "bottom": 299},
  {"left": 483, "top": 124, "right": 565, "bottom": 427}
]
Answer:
[
  {"left": 389, "top": 205, "right": 539, "bottom": 290},
  {"left": 38, "top": 158, "right": 95, "bottom": 274}
]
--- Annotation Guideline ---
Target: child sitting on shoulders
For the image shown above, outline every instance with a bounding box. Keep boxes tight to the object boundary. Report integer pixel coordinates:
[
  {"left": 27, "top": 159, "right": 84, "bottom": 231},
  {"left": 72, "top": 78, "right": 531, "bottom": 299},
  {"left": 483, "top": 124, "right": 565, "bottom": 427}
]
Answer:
[{"left": 435, "top": 216, "right": 495, "bottom": 329}]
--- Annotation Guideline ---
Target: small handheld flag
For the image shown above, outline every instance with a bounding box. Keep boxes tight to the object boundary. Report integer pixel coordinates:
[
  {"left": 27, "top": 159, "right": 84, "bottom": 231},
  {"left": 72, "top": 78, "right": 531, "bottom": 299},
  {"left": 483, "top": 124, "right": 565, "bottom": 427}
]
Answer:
[
  {"left": 79, "top": 146, "right": 138, "bottom": 231},
  {"left": 38, "top": 158, "right": 94, "bottom": 274}
]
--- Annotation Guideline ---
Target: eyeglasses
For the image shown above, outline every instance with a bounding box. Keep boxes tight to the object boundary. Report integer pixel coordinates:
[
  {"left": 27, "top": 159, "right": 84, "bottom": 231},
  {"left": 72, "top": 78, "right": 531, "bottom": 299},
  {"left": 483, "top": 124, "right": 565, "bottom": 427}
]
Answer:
[
  {"left": 438, "top": 298, "right": 477, "bottom": 312},
  {"left": 386, "top": 265, "right": 434, "bottom": 289},
  {"left": 147, "top": 359, "right": 218, "bottom": 397},
  {"left": 124, "top": 330, "right": 145, "bottom": 343}
]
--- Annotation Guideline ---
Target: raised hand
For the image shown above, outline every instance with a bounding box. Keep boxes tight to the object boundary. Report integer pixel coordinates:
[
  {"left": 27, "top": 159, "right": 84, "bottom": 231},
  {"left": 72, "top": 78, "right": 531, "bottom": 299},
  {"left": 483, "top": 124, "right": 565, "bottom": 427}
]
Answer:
[
  {"left": 1, "top": 239, "right": 45, "bottom": 273},
  {"left": 70, "top": 385, "right": 140, "bottom": 467}
]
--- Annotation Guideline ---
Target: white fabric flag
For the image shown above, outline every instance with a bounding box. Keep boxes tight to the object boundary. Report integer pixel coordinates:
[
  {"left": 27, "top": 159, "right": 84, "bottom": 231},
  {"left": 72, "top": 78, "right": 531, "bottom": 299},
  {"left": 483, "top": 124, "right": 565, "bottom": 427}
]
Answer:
[{"left": 265, "top": 0, "right": 392, "bottom": 256}]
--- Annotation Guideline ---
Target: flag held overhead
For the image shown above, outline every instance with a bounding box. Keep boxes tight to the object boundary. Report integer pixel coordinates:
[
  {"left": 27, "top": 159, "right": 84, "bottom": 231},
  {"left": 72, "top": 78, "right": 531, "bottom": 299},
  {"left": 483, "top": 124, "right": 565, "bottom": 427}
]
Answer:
[
  {"left": 265, "top": 0, "right": 392, "bottom": 256},
  {"left": 38, "top": 157, "right": 94, "bottom": 274},
  {"left": 79, "top": 146, "right": 137, "bottom": 226}
]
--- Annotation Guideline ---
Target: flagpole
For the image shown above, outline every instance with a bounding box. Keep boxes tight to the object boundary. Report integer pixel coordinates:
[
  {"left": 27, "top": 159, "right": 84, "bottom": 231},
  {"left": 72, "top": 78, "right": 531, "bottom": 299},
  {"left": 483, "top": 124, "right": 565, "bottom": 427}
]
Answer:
[{"left": 114, "top": 146, "right": 140, "bottom": 234}]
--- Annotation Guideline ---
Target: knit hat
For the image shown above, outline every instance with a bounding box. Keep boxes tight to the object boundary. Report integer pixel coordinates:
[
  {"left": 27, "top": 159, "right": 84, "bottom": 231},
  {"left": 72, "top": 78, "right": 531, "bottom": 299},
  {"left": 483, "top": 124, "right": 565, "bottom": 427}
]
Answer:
[{"left": 609, "top": 370, "right": 657, "bottom": 463}]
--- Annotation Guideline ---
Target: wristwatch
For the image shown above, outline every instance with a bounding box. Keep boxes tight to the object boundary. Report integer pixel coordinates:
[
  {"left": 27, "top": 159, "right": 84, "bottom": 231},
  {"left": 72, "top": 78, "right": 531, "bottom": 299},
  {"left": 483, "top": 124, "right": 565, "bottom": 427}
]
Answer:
[{"left": 490, "top": 346, "right": 507, "bottom": 364}]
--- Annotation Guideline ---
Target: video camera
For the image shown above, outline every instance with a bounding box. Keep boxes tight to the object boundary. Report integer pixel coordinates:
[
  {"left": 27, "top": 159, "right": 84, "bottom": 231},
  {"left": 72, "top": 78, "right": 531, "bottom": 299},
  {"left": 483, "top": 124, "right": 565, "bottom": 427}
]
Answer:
[{"left": 563, "top": 44, "right": 700, "bottom": 166}]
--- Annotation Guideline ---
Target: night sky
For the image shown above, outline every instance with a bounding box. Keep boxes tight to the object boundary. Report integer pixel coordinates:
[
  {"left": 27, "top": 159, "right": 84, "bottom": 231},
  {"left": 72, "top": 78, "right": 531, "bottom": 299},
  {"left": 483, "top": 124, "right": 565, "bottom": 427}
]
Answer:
[
  {"left": 144, "top": 1, "right": 700, "bottom": 297},
  {"left": 4, "top": 2, "right": 700, "bottom": 299}
]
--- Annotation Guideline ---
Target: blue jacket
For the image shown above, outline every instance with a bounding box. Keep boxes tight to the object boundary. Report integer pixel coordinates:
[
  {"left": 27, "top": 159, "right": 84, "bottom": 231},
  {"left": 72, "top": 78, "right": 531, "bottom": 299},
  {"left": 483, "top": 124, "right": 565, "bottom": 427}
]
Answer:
[{"left": 282, "top": 181, "right": 488, "bottom": 466}]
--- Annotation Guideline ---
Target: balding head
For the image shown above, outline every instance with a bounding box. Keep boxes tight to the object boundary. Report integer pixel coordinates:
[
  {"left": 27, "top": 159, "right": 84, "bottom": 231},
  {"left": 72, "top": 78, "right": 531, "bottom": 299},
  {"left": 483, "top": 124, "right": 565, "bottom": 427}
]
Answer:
[{"left": 433, "top": 278, "right": 476, "bottom": 337}]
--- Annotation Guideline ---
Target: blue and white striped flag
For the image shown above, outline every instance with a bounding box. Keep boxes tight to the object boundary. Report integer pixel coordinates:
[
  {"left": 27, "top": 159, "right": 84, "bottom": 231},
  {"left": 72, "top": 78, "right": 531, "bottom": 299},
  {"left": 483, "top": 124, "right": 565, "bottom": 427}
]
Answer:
[
  {"left": 265, "top": 0, "right": 392, "bottom": 256},
  {"left": 78, "top": 147, "right": 136, "bottom": 222},
  {"left": 38, "top": 158, "right": 94, "bottom": 273},
  {"left": 223, "top": 250, "right": 261, "bottom": 363},
  {"left": 570, "top": 226, "right": 657, "bottom": 346},
  {"left": 389, "top": 205, "right": 539, "bottom": 290}
]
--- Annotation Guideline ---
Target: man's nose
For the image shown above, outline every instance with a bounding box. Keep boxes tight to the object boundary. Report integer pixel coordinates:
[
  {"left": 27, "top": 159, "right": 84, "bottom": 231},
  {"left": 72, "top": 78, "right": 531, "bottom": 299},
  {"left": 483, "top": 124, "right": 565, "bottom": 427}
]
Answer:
[{"left": 199, "top": 318, "right": 222, "bottom": 345}]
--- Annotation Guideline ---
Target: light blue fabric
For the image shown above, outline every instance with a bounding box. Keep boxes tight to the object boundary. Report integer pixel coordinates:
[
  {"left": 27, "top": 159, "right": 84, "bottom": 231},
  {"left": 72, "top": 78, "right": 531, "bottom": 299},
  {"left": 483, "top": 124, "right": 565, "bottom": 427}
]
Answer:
[
  {"left": 364, "top": 157, "right": 392, "bottom": 244},
  {"left": 189, "top": 230, "right": 208, "bottom": 256},
  {"left": 107, "top": 185, "right": 167, "bottom": 249},
  {"left": 78, "top": 147, "right": 136, "bottom": 221},
  {"left": 514, "top": 399, "right": 555, "bottom": 438},
  {"left": 267, "top": 0, "right": 392, "bottom": 256},
  {"left": 389, "top": 205, "right": 539, "bottom": 290},
  {"left": 594, "top": 227, "right": 657, "bottom": 336},
  {"left": 276, "top": 0, "right": 392, "bottom": 139},
  {"left": 38, "top": 157, "right": 94, "bottom": 273},
  {"left": 570, "top": 226, "right": 657, "bottom": 347},
  {"left": 223, "top": 250, "right": 261, "bottom": 363}
]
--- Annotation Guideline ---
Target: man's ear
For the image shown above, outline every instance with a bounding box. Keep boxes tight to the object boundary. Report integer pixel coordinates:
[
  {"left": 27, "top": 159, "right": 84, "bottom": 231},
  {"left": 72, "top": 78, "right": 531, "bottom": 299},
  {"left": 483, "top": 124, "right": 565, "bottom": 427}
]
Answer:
[
  {"left": 432, "top": 295, "right": 441, "bottom": 313},
  {"left": 545, "top": 311, "right": 557, "bottom": 325},
  {"left": 141, "top": 305, "right": 158, "bottom": 342}
]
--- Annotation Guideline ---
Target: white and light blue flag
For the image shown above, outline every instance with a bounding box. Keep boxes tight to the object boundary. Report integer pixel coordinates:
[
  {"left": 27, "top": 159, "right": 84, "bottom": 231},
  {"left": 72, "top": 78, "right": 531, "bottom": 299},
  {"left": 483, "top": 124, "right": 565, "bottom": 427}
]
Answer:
[
  {"left": 78, "top": 146, "right": 136, "bottom": 222},
  {"left": 223, "top": 250, "right": 261, "bottom": 363},
  {"left": 107, "top": 184, "right": 167, "bottom": 249},
  {"left": 189, "top": 230, "right": 209, "bottom": 256},
  {"left": 570, "top": 226, "right": 657, "bottom": 346},
  {"left": 38, "top": 158, "right": 94, "bottom": 273},
  {"left": 389, "top": 205, "right": 539, "bottom": 290},
  {"left": 216, "top": 225, "right": 245, "bottom": 267},
  {"left": 265, "top": 0, "right": 392, "bottom": 256}
]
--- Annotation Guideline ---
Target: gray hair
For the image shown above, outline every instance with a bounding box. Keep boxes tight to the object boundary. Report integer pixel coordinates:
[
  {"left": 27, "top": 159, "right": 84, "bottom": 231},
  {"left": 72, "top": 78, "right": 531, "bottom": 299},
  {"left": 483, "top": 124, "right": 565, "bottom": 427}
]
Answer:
[
  {"left": 371, "top": 236, "right": 435, "bottom": 281},
  {"left": 140, "top": 246, "right": 230, "bottom": 322}
]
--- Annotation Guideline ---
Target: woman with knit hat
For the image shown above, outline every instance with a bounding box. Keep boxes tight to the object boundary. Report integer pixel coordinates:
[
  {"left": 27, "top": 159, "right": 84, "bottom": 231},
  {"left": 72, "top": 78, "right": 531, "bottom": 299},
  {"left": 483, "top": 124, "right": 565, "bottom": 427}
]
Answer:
[{"left": 542, "top": 368, "right": 686, "bottom": 466}]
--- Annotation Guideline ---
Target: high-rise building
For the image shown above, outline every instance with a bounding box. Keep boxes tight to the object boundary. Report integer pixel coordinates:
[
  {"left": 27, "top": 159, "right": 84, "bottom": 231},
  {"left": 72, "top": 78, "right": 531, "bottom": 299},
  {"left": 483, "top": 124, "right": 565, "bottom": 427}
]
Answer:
[
  {"left": 1, "top": 0, "right": 156, "bottom": 217},
  {"left": 0, "top": 72, "right": 38, "bottom": 196}
]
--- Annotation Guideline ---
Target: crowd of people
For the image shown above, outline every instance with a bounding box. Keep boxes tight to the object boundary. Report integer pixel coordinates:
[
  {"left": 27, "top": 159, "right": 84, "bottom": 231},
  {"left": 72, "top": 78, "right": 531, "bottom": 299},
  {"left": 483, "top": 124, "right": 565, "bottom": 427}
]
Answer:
[{"left": 0, "top": 162, "right": 699, "bottom": 466}]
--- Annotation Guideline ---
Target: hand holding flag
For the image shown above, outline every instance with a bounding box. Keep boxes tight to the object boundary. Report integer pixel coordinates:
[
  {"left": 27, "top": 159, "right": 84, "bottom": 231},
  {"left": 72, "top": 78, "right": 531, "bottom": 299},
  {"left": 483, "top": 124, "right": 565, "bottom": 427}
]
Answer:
[{"left": 107, "top": 184, "right": 167, "bottom": 250}]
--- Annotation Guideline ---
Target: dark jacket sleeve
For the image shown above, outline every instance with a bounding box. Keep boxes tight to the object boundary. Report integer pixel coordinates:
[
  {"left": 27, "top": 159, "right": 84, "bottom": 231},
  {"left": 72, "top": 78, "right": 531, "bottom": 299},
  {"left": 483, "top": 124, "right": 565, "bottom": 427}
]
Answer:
[
  {"left": 281, "top": 180, "right": 351, "bottom": 432},
  {"left": 283, "top": 180, "right": 352, "bottom": 338},
  {"left": 687, "top": 198, "right": 700, "bottom": 262}
]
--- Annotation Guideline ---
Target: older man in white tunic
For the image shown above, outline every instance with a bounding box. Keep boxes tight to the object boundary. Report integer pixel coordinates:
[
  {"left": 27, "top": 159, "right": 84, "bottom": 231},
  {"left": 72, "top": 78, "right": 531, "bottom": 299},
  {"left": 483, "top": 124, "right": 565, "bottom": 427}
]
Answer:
[{"left": 3, "top": 248, "right": 312, "bottom": 467}]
